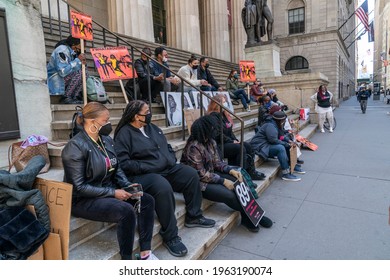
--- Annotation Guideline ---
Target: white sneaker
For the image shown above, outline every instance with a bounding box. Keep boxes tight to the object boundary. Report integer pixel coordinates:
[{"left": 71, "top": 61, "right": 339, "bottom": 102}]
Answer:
[
  {"left": 320, "top": 129, "right": 325, "bottom": 133},
  {"left": 246, "top": 108, "right": 251, "bottom": 112},
  {"left": 144, "top": 252, "right": 159, "bottom": 260},
  {"left": 329, "top": 128, "right": 333, "bottom": 133}
]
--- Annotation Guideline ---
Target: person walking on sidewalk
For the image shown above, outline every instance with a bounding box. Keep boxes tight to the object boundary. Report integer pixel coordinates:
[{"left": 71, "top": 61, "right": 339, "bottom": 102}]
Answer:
[
  {"left": 181, "top": 115, "right": 273, "bottom": 232},
  {"left": 250, "top": 111, "right": 305, "bottom": 182},
  {"left": 357, "top": 86, "right": 369, "bottom": 114},
  {"left": 311, "top": 85, "right": 334, "bottom": 133}
]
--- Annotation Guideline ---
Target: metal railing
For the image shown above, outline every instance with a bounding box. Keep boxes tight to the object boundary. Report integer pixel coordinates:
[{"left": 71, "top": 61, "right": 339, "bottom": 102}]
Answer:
[{"left": 45, "top": 0, "right": 245, "bottom": 166}]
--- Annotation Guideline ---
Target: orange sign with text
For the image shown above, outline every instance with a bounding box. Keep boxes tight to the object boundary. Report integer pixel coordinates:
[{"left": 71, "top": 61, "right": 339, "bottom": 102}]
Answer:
[
  {"left": 70, "top": 10, "right": 93, "bottom": 41},
  {"left": 239, "top": 60, "right": 256, "bottom": 82},
  {"left": 90, "top": 46, "right": 137, "bottom": 82}
]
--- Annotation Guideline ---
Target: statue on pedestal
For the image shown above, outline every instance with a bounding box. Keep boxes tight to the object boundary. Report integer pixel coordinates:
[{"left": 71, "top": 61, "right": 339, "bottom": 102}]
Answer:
[{"left": 242, "top": 0, "right": 274, "bottom": 47}]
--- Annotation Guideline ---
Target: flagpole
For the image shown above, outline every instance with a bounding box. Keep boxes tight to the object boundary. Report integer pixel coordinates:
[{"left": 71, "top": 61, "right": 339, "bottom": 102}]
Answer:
[{"left": 346, "top": 26, "right": 369, "bottom": 50}]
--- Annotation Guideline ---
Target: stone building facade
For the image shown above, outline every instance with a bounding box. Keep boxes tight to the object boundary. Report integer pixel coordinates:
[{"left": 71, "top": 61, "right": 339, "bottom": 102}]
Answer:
[
  {"left": 374, "top": 0, "right": 390, "bottom": 90},
  {"left": 40, "top": 0, "right": 356, "bottom": 100}
]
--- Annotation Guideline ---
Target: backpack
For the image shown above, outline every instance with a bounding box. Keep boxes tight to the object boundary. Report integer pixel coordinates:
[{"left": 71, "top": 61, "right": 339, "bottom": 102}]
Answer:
[
  {"left": 86, "top": 76, "right": 109, "bottom": 103},
  {"left": 69, "top": 106, "right": 83, "bottom": 139}
]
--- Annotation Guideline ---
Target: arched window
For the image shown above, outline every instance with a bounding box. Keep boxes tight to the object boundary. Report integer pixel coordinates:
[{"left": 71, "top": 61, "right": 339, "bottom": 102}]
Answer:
[
  {"left": 285, "top": 56, "right": 309, "bottom": 71},
  {"left": 288, "top": 0, "right": 305, "bottom": 34}
]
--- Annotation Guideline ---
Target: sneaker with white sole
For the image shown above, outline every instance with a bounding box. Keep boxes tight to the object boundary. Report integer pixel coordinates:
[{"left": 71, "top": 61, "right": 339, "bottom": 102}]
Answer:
[
  {"left": 281, "top": 173, "right": 301, "bottom": 181},
  {"left": 320, "top": 129, "right": 325, "bottom": 133},
  {"left": 293, "top": 165, "right": 306, "bottom": 174},
  {"left": 329, "top": 128, "right": 333, "bottom": 133}
]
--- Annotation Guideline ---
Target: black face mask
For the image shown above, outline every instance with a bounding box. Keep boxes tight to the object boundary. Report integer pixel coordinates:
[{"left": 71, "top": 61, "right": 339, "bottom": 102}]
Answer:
[
  {"left": 99, "top": 122, "right": 112, "bottom": 136},
  {"left": 192, "top": 65, "right": 199, "bottom": 70},
  {"left": 139, "top": 113, "right": 152, "bottom": 125},
  {"left": 205, "top": 63, "right": 210, "bottom": 69}
]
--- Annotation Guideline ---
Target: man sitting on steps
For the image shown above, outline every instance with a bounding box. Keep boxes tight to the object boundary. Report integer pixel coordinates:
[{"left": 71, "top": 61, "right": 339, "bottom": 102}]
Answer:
[{"left": 197, "top": 57, "right": 223, "bottom": 92}]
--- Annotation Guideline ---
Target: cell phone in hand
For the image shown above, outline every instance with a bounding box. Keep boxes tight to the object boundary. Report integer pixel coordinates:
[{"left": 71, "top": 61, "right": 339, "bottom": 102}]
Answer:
[{"left": 122, "top": 183, "right": 143, "bottom": 195}]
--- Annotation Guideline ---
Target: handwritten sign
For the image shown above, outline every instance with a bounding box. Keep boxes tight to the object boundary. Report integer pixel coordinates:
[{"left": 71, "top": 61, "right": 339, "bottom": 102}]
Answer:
[
  {"left": 90, "top": 46, "right": 137, "bottom": 82},
  {"left": 234, "top": 178, "right": 265, "bottom": 226},
  {"left": 239, "top": 60, "right": 256, "bottom": 82},
  {"left": 34, "top": 178, "right": 73, "bottom": 260},
  {"left": 70, "top": 10, "right": 93, "bottom": 41}
]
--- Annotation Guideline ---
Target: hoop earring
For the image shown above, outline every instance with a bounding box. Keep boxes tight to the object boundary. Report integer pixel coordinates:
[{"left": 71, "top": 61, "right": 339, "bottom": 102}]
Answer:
[{"left": 89, "top": 124, "right": 98, "bottom": 134}]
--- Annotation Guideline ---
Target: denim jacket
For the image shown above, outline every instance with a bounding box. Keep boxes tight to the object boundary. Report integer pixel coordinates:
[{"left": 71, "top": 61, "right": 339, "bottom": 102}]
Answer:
[{"left": 46, "top": 45, "right": 82, "bottom": 95}]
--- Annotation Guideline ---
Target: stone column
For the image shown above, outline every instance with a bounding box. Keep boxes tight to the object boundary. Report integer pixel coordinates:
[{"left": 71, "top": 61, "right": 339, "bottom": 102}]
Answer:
[
  {"left": 200, "top": 0, "right": 231, "bottom": 61},
  {"left": 166, "top": 0, "right": 202, "bottom": 55},
  {"left": 108, "top": 0, "right": 154, "bottom": 42},
  {"left": 230, "top": 0, "right": 246, "bottom": 63}
]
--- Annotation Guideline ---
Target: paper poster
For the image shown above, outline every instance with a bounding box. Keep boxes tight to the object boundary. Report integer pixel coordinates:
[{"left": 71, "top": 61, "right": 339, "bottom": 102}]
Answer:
[
  {"left": 160, "top": 92, "right": 194, "bottom": 126},
  {"left": 90, "top": 46, "right": 137, "bottom": 82},
  {"left": 212, "top": 91, "right": 235, "bottom": 113},
  {"left": 239, "top": 60, "right": 256, "bottom": 82},
  {"left": 70, "top": 10, "right": 93, "bottom": 41}
]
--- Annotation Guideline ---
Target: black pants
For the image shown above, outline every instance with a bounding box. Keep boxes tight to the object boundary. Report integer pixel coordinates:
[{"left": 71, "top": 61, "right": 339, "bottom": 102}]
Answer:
[
  {"left": 130, "top": 164, "right": 203, "bottom": 242},
  {"left": 138, "top": 78, "right": 163, "bottom": 100},
  {"left": 71, "top": 193, "right": 155, "bottom": 260},
  {"left": 202, "top": 172, "right": 252, "bottom": 225},
  {"left": 222, "top": 141, "right": 254, "bottom": 171}
]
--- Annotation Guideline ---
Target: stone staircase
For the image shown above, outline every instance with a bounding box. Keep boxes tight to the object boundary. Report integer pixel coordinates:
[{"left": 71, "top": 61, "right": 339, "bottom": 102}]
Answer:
[{"left": 40, "top": 15, "right": 318, "bottom": 260}]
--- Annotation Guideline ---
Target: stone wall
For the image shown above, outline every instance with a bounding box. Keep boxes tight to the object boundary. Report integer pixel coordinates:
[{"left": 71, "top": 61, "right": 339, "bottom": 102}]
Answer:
[
  {"left": 262, "top": 72, "right": 329, "bottom": 124},
  {"left": 0, "top": 0, "right": 51, "bottom": 168}
]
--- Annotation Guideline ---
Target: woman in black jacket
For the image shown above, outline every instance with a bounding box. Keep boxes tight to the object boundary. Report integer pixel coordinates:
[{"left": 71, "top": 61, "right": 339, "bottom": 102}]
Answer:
[
  {"left": 62, "top": 102, "right": 157, "bottom": 260},
  {"left": 114, "top": 100, "right": 215, "bottom": 258},
  {"left": 206, "top": 94, "right": 265, "bottom": 180}
]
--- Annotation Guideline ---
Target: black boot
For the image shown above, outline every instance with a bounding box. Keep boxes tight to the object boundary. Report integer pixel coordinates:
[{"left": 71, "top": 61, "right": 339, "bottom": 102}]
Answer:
[{"left": 246, "top": 154, "right": 266, "bottom": 180}]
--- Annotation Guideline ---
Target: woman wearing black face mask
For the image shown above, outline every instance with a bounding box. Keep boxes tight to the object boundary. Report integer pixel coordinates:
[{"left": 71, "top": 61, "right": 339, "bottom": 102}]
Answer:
[
  {"left": 62, "top": 102, "right": 157, "bottom": 260},
  {"left": 114, "top": 100, "right": 216, "bottom": 258},
  {"left": 177, "top": 55, "right": 209, "bottom": 99}
]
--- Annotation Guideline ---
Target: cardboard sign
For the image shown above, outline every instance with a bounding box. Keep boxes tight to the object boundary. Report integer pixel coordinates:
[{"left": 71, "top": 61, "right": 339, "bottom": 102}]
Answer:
[
  {"left": 70, "top": 10, "right": 93, "bottom": 41},
  {"left": 234, "top": 179, "right": 265, "bottom": 226},
  {"left": 296, "top": 134, "right": 318, "bottom": 151},
  {"left": 290, "top": 145, "right": 298, "bottom": 173},
  {"left": 239, "top": 60, "right": 256, "bottom": 82},
  {"left": 90, "top": 46, "right": 137, "bottom": 82},
  {"left": 184, "top": 109, "right": 200, "bottom": 134},
  {"left": 34, "top": 178, "right": 73, "bottom": 260}
]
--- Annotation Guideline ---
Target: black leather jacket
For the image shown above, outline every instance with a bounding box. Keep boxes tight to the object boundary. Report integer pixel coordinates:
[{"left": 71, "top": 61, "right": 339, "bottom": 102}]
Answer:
[{"left": 62, "top": 130, "right": 131, "bottom": 201}]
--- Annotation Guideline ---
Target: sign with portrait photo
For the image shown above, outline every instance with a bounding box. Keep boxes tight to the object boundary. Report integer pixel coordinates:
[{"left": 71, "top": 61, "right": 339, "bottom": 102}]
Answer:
[
  {"left": 160, "top": 92, "right": 194, "bottom": 126},
  {"left": 90, "top": 46, "right": 137, "bottom": 82}
]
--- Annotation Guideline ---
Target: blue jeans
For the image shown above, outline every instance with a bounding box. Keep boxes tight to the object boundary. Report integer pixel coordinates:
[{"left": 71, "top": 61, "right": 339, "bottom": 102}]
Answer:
[
  {"left": 233, "top": 89, "right": 250, "bottom": 109},
  {"left": 71, "top": 193, "right": 155, "bottom": 260},
  {"left": 268, "top": 144, "right": 290, "bottom": 172}
]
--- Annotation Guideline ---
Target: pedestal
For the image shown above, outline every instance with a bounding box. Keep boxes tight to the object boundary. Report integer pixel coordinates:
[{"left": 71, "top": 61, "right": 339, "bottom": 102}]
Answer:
[{"left": 244, "top": 43, "right": 282, "bottom": 78}]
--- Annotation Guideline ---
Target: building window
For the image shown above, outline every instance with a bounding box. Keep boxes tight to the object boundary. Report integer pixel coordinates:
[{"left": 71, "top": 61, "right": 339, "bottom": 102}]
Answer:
[
  {"left": 288, "top": 7, "right": 305, "bottom": 34},
  {"left": 285, "top": 56, "right": 309, "bottom": 71}
]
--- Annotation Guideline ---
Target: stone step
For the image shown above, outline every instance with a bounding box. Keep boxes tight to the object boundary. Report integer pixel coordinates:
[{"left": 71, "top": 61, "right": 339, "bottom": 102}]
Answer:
[
  {"left": 48, "top": 117, "right": 260, "bottom": 168},
  {"left": 38, "top": 119, "right": 317, "bottom": 260}
]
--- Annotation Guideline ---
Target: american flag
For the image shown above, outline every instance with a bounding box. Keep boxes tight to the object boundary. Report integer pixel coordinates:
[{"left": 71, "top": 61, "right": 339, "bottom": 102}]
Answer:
[{"left": 355, "top": 0, "right": 369, "bottom": 31}]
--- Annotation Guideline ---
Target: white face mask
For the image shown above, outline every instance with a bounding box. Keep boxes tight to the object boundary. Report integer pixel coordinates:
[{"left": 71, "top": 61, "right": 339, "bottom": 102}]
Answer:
[
  {"left": 163, "top": 57, "right": 168, "bottom": 62},
  {"left": 223, "top": 102, "right": 228, "bottom": 108}
]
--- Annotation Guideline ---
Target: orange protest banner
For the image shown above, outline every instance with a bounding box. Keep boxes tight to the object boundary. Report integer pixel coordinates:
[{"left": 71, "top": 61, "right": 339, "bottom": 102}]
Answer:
[
  {"left": 239, "top": 60, "right": 256, "bottom": 82},
  {"left": 90, "top": 46, "right": 137, "bottom": 82},
  {"left": 296, "top": 134, "right": 318, "bottom": 151},
  {"left": 70, "top": 10, "right": 93, "bottom": 41}
]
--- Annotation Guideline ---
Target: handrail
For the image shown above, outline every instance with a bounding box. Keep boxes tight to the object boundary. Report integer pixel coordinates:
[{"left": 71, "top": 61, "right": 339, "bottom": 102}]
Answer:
[{"left": 48, "top": 0, "right": 244, "bottom": 166}]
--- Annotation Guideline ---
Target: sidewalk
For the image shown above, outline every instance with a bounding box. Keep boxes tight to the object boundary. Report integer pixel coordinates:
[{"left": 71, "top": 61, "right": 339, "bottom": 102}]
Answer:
[{"left": 208, "top": 97, "right": 390, "bottom": 260}]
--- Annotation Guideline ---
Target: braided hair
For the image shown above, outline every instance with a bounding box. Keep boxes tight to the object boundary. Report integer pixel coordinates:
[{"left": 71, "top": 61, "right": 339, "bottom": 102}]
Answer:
[
  {"left": 188, "top": 115, "right": 218, "bottom": 144},
  {"left": 114, "top": 100, "right": 146, "bottom": 139}
]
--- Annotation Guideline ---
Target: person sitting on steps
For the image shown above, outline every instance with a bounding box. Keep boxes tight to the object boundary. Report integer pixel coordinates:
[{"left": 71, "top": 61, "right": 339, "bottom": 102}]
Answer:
[
  {"left": 62, "top": 102, "right": 158, "bottom": 260},
  {"left": 47, "top": 35, "right": 87, "bottom": 104},
  {"left": 226, "top": 70, "right": 256, "bottom": 112},
  {"left": 114, "top": 100, "right": 216, "bottom": 258},
  {"left": 250, "top": 110, "right": 305, "bottom": 182},
  {"left": 197, "top": 57, "right": 223, "bottom": 92},
  {"left": 206, "top": 94, "right": 266, "bottom": 181},
  {"left": 181, "top": 115, "right": 273, "bottom": 232}
]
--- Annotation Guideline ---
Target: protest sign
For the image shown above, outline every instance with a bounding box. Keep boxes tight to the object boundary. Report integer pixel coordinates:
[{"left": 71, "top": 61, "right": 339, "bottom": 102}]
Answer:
[
  {"left": 70, "top": 10, "right": 93, "bottom": 41},
  {"left": 239, "top": 60, "right": 256, "bottom": 82}
]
